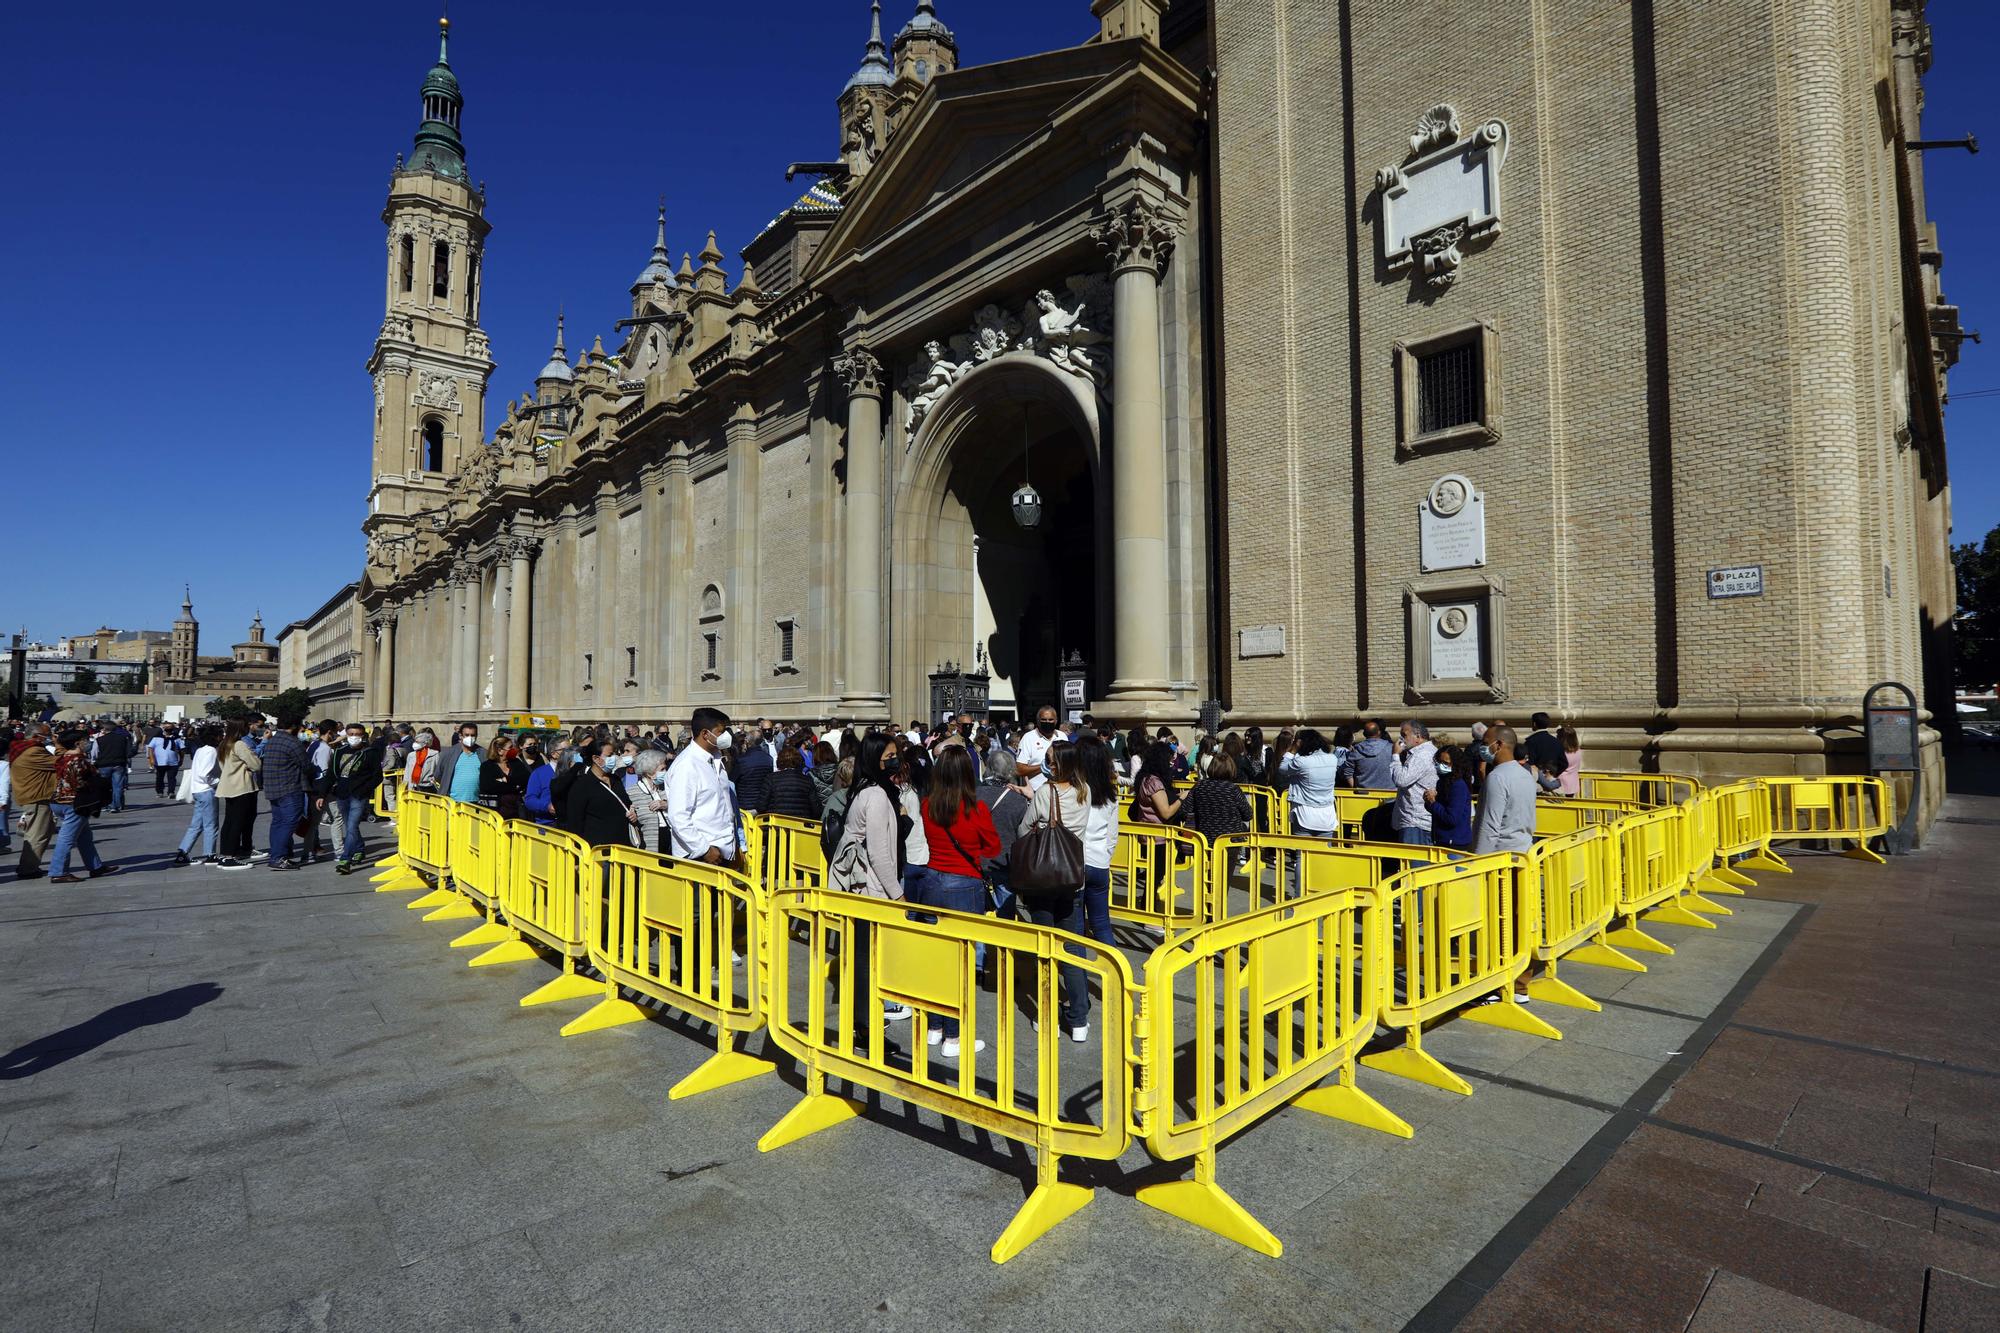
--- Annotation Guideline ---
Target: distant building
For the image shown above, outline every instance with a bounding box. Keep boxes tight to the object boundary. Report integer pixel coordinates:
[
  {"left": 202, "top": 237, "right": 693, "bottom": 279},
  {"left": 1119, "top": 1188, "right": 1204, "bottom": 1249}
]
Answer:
[
  {"left": 148, "top": 588, "right": 281, "bottom": 699},
  {"left": 65, "top": 628, "right": 172, "bottom": 663},
  {"left": 25, "top": 655, "right": 146, "bottom": 697},
  {"left": 277, "top": 582, "right": 367, "bottom": 717}
]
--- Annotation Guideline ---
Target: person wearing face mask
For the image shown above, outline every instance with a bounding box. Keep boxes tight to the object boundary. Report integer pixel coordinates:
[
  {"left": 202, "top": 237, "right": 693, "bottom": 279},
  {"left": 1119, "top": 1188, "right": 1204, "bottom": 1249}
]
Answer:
[
  {"left": 1013, "top": 706, "right": 1060, "bottom": 794},
  {"left": 521, "top": 744, "right": 558, "bottom": 824},
  {"left": 563, "top": 740, "right": 639, "bottom": 847},
  {"left": 437, "top": 724, "right": 484, "bottom": 804},
  {"left": 733, "top": 722, "right": 775, "bottom": 813},
  {"left": 1426, "top": 743, "right": 1474, "bottom": 851},
  {"left": 624, "top": 748, "right": 671, "bottom": 851},
  {"left": 663, "top": 707, "right": 738, "bottom": 866},
  {"left": 328, "top": 725, "right": 383, "bottom": 873},
  {"left": 479, "top": 740, "right": 529, "bottom": 820}
]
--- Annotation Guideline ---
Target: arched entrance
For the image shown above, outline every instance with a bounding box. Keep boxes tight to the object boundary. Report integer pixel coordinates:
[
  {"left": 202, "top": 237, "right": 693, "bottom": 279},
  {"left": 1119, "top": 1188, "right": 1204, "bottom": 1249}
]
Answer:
[{"left": 893, "top": 355, "right": 1107, "bottom": 724}]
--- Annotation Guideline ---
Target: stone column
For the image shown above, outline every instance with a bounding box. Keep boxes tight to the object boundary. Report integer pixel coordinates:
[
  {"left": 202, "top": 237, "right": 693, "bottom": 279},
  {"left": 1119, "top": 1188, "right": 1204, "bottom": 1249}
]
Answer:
[
  {"left": 445, "top": 576, "right": 465, "bottom": 717},
  {"left": 373, "top": 611, "right": 398, "bottom": 719},
  {"left": 506, "top": 537, "right": 538, "bottom": 711},
  {"left": 1092, "top": 195, "right": 1182, "bottom": 711},
  {"left": 595, "top": 486, "right": 620, "bottom": 710},
  {"left": 835, "top": 348, "right": 887, "bottom": 719}
]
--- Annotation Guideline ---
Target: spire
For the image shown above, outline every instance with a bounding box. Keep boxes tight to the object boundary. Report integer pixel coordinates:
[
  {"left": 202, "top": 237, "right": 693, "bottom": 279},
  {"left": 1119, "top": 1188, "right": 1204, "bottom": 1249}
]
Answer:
[
  {"left": 634, "top": 197, "right": 673, "bottom": 288},
  {"left": 537, "top": 312, "right": 572, "bottom": 382},
  {"left": 699, "top": 229, "right": 725, "bottom": 265},
  {"left": 180, "top": 584, "right": 193, "bottom": 618},
  {"left": 843, "top": 1, "right": 894, "bottom": 92},
  {"left": 408, "top": 12, "right": 467, "bottom": 180}
]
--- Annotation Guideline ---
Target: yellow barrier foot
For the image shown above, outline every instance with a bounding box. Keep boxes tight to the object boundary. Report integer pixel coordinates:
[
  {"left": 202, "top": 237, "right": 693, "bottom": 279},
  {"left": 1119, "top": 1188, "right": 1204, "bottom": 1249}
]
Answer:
[
  {"left": 469, "top": 940, "right": 541, "bottom": 968},
  {"left": 1642, "top": 901, "right": 1717, "bottom": 931},
  {"left": 1842, "top": 842, "right": 1888, "bottom": 865},
  {"left": 758, "top": 1092, "right": 863, "bottom": 1152},
  {"left": 1136, "top": 1179, "right": 1280, "bottom": 1258},
  {"left": 1737, "top": 851, "right": 1791, "bottom": 874},
  {"left": 1683, "top": 892, "right": 1733, "bottom": 917},
  {"left": 1361, "top": 1045, "right": 1473, "bottom": 1096},
  {"left": 372, "top": 873, "right": 427, "bottom": 893},
  {"left": 449, "top": 922, "right": 512, "bottom": 949},
  {"left": 1711, "top": 866, "right": 1757, "bottom": 888},
  {"left": 1605, "top": 925, "right": 1676, "bottom": 956},
  {"left": 993, "top": 1182, "right": 1096, "bottom": 1263},
  {"left": 669, "top": 1049, "right": 777, "bottom": 1101},
  {"left": 369, "top": 865, "right": 409, "bottom": 883},
  {"left": 370, "top": 853, "right": 405, "bottom": 869},
  {"left": 1526, "top": 974, "right": 1602, "bottom": 1011},
  {"left": 1461, "top": 997, "right": 1563, "bottom": 1040},
  {"left": 405, "top": 888, "right": 453, "bottom": 911},
  {"left": 559, "top": 996, "right": 650, "bottom": 1037},
  {"left": 1696, "top": 873, "right": 1747, "bottom": 897},
  {"left": 519, "top": 972, "right": 602, "bottom": 1005},
  {"left": 422, "top": 900, "right": 481, "bottom": 923},
  {"left": 1563, "top": 941, "right": 1647, "bottom": 973},
  {"left": 1291, "top": 1082, "right": 1413, "bottom": 1138}
]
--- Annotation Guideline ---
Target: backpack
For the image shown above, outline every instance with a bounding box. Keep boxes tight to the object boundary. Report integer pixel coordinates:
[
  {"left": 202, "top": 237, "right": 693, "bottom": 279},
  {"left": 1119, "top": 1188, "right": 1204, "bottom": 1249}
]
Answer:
[{"left": 820, "top": 785, "right": 852, "bottom": 858}]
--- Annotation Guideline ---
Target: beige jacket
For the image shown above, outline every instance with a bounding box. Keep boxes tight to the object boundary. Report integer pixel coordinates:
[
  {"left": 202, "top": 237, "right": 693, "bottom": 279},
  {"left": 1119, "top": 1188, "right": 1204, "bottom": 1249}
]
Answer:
[{"left": 217, "top": 740, "right": 261, "bottom": 799}]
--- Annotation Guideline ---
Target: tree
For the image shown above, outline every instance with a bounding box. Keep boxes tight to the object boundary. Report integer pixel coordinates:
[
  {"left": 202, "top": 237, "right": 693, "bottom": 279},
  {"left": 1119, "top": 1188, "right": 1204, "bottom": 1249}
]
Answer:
[
  {"left": 68, "top": 666, "right": 101, "bottom": 695},
  {"left": 1955, "top": 522, "right": 2000, "bottom": 692},
  {"left": 207, "top": 696, "right": 257, "bottom": 724},
  {"left": 109, "top": 666, "right": 147, "bottom": 696},
  {"left": 257, "top": 687, "right": 314, "bottom": 726}
]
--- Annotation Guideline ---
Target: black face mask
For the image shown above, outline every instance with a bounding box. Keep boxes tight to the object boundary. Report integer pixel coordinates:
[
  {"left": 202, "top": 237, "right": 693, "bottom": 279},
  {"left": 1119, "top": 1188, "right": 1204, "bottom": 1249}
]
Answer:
[
  {"left": 1037, "top": 720, "right": 1056, "bottom": 735},
  {"left": 880, "top": 757, "right": 902, "bottom": 777}
]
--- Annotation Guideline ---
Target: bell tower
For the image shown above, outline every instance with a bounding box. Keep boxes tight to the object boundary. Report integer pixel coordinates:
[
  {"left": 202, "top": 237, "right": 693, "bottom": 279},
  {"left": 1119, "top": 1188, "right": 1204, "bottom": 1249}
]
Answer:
[{"left": 365, "top": 14, "right": 495, "bottom": 577}]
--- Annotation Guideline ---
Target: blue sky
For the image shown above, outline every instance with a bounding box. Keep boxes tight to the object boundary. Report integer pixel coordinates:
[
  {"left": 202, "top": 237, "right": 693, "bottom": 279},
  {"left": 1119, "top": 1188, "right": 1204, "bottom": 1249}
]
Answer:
[{"left": 1, "top": 1, "right": 1994, "bottom": 648}]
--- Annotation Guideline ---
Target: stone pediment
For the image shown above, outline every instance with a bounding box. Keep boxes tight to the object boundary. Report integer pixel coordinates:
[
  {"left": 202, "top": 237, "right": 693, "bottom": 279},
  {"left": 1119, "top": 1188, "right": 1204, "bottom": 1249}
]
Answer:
[{"left": 808, "top": 40, "right": 1200, "bottom": 283}]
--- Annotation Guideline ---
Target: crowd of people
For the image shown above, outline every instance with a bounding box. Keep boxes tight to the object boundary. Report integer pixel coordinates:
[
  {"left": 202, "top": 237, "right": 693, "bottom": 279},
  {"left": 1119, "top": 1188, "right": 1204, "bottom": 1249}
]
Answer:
[{"left": 3, "top": 703, "right": 1585, "bottom": 1043}]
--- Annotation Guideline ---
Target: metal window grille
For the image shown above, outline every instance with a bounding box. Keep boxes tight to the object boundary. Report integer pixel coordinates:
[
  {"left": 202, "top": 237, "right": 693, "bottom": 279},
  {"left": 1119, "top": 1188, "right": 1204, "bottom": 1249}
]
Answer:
[
  {"left": 705, "top": 633, "right": 719, "bottom": 672},
  {"left": 778, "top": 620, "right": 795, "bottom": 663},
  {"left": 583, "top": 652, "right": 593, "bottom": 687},
  {"left": 1416, "top": 339, "right": 1482, "bottom": 435}
]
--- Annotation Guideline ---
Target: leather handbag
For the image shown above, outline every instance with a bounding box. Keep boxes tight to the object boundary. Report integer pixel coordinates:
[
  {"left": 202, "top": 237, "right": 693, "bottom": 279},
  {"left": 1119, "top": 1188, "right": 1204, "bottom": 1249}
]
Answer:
[{"left": 1008, "top": 784, "right": 1085, "bottom": 893}]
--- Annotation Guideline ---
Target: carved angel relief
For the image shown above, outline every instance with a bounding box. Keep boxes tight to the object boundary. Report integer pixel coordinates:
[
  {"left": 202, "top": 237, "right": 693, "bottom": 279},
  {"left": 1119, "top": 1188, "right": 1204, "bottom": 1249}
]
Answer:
[{"left": 903, "top": 275, "right": 1115, "bottom": 436}]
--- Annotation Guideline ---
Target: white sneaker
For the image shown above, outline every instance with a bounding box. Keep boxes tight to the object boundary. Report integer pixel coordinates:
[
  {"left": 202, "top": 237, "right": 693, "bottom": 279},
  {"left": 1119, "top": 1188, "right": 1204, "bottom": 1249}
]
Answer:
[
  {"left": 927, "top": 1027, "right": 944, "bottom": 1046},
  {"left": 941, "top": 1037, "right": 985, "bottom": 1058},
  {"left": 1069, "top": 1024, "right": 1089, "bottom": 1043},
  {"left": 882, "top": 1003, "right": 912, "bottom": 1022}
]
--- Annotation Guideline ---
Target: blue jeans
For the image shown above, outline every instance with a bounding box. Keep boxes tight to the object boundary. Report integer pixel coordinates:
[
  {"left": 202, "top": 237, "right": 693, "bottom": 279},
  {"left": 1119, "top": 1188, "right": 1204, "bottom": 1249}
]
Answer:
[
  {"left": 1080, "top": 865, "right": 1114, "bottom": 947},
  {"left": 49, "top": 803, "right": 102, "bottom": 876},
  {"left": 99, "top": 764, "right": 127, "bottom": 812},
  {"left": 179, "top": 791, "right": 218, "bottom": 858},
  {"left": 906, "top": 868, "right": 988, "bottom": 1039},
  {"left": 267, "top": 791, "right": 307, "bottom": 866},
  {"left": 1018, "top": 887, "right": 1090, "bottom": 1028},
  {"left": 1398, "top": 825, "right": 1433, "bottom": 846},
  {"left": 336, "top": 797, "right": 368, "bottom": 861}
]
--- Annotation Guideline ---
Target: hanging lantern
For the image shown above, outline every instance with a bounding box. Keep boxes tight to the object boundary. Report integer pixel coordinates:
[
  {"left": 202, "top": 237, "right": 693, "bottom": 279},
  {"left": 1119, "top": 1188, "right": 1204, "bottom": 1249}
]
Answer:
[
  {"left": 1011, "top": 480, "right": 1043, "bottom": 528},
  {"left": 1012, "top": 411, "right": 1041, "bottom": 528}
]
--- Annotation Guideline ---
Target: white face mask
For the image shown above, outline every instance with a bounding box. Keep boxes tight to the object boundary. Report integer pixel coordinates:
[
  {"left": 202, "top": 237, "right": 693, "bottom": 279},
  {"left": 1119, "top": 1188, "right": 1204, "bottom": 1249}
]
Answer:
[
  {"left": 714, "top": 730, "right": 734, "bottom": 750},
  {"left": 347, "top": 735, "right": 365, "bottom": 747},
  {"left": 461, "top": 735, "right": 476, "bottom": 748}
]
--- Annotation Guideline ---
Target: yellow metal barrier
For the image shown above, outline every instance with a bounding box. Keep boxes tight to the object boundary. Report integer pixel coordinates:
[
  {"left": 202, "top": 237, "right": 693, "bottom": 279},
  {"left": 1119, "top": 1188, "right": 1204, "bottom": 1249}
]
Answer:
[
  {"left": 758, "top": 885, "right": 1135, "bottom": 1262},
  {"left": 1762, "top": 776, "right": 1892, "bottom": 865},
  {"left": 558, "top": 846, "right": 777, "bottom": 1101},
  {"left": 1362, "top": 852, "right": 1560, "bottom": 1095},
  {"left": 368, "top": 775, "right": 403, "bottom": 870},
  {"left": 463, "top": 821, "right": 602, "bottom": 1005},
  {"left": 1532, "top": 797, "right": 1649, "bottom": 837},
  {"left": 1237, "top": 784, "right": 1291, "bottom": 836},
  {"left": 746, "top": 812, "right": 826, "bottom": 892},
  {"left": 1111, "top": 822, "right": 1207, "bottom": 933},
  {"left": 1138, "top": 886, "right": 1410, "bottom": 1256},
  {"left": 379, "top": 790, "right": 455, "bottom": 907},
  {"left": 1576, "top": 771, "right": 1701, "bottom": 807},
  {"left": 1523, "top": 826, "right": 1641, "bottom": 1006},
  {"left": 1331, "top": 790, "right": 1396, "bottom": 841},
  {"left": 430, "top": 802, "right": 513, "bottom": 945},
  {"left": 1706, "top": 778, "right": 1777, "bottom": 888},
  {"left": 1205, "top": 833, "right": 1450, "bottom": 925},
  {"left": 1599, "top": 803, "right": 1715, "bottom": 956}
]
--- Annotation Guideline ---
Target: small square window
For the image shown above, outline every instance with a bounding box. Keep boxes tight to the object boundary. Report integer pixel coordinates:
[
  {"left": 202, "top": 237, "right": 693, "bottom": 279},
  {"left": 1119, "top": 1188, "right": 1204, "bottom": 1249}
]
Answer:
[
  {"left": 583, "top": 652, "right": 594, "bottom": 690},
  {"left": 1394, "top": 321, "right": 1500, "bottom": 455},
  {"left": 774, "top": 618, "right": 800, "bottom": 675},
  {"left": 702, "top": 632, "right": 721, "bottom": 681}
]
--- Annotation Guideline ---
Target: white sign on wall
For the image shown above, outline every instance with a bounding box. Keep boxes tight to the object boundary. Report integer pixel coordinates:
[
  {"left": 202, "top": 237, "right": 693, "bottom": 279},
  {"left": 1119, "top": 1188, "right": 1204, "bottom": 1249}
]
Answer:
[
  {"left": 1707, "top": 566, "right": 1764, "bottom": 599},
  {"left": 1419, "top": 474, "right": 1486, "bottom": 573},
  {"left": 1238, "top": 625, "right": 1287, "bottom": 659},
  {"left": 1428, "top": 601, "right": 1483, "bottom": 680}
]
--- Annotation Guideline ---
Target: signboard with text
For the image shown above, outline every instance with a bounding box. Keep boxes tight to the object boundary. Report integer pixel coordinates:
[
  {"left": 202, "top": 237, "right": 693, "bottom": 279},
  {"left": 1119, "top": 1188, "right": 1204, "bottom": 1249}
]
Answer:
[{"left": 1707, "top": 565, "right": 1764, "bottom": 599}]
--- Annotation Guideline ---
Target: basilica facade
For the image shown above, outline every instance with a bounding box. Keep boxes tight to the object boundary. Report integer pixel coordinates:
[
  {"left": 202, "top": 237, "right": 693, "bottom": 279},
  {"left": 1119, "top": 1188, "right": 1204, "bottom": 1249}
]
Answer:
[{"left": 352, "top": 0, "right": 1959, "bottom": 829}]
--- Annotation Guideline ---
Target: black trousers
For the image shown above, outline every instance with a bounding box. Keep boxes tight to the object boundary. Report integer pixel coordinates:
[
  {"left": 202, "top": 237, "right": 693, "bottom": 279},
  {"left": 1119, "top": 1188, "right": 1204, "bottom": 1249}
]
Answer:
[
  {"left": 221, "top": 794, "right": 258, "bottom": 858},
  {"left": 155, "top": 764, "right": 179, "bottom": 795}
]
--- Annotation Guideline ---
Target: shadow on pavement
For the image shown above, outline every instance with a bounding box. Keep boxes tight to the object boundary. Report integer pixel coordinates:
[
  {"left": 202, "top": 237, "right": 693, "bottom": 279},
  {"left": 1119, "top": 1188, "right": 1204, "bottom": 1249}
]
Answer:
[{"left": 0, "top": 982, "right": 224, "bottom": 1080}]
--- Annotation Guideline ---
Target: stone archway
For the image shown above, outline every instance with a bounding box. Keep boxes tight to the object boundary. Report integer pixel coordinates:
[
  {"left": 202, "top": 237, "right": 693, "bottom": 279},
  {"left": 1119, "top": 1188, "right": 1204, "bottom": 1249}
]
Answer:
[{"left": 892, "top": 354, "right": 1108, "bottom": 722}]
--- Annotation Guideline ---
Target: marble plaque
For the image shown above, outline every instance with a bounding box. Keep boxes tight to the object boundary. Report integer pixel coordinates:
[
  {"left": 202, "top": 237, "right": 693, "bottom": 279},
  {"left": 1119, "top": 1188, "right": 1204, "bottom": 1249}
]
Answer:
[
  {"left": 1239, "top": 625, "right": 1286, "bottom": 659},
  {"left": 1428, "top": 601, "right": 1483, "bottom": 680},
  {"left": 1420, "top": 474, "right": 1486, "bottom": 572}
]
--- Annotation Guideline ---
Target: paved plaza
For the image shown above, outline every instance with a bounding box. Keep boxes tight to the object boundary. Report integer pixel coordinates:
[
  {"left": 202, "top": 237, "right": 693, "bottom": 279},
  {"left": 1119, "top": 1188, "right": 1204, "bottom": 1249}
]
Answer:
[{"left": 1, "top": 792, "right": 1995, "bottom": 1331}]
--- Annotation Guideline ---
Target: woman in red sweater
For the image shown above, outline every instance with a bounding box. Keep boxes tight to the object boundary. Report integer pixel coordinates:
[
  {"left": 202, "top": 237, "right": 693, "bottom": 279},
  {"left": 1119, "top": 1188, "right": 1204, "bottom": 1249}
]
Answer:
[{"left": 911, "top": 745, "right": 1000, "bottom": 1057}]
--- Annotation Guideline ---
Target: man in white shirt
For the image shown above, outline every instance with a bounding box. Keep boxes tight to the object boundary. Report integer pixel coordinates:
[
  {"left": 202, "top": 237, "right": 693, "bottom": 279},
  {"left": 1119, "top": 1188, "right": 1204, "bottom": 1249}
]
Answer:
[
  {"left": 665, "top": 706, "right": 738, "bottom": 865},
  {"left": 1014, "top": 705, "right": 1059, "bottom": 793},
  {"left": 1389, "top": 720, "right": 1439, "bottom": 845}
]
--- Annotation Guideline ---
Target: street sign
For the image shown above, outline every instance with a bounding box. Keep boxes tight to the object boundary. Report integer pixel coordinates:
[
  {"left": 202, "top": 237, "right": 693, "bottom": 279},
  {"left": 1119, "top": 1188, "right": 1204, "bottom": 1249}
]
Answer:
[
  {"left": 1706, "top": 565, "right": 1764, "bottom": 599},
  {"left": 1862, "top": 681, "right": 1920, "bottom": 856}
]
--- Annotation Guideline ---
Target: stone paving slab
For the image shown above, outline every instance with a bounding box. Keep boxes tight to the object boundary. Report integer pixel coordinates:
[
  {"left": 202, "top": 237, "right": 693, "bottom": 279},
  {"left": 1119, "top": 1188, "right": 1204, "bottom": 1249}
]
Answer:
[{"left": 0, "top": 788, "right": 1842, "bottom": 1331}]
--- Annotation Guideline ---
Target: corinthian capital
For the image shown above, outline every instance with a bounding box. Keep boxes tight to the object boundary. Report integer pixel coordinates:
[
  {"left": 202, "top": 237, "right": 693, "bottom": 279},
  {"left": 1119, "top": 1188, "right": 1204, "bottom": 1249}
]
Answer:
[
  {"left": 1091, "top": 196, "right": 1182, "bottom": 277},
  {"left": 832, "top": 347, "right": 884, "bottom": 399},
  {"left": 502, "top": 536, "right": 543, "bottom": 562}
]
